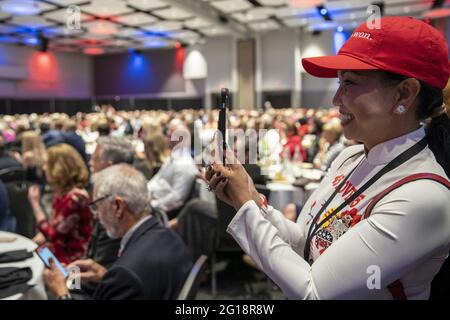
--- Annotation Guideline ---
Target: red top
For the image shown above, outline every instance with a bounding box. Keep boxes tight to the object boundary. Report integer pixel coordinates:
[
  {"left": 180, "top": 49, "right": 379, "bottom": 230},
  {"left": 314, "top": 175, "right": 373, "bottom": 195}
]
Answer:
[
  {"left": 282, "top": 135, "right": 306, "bottom": 161},
  {"left": 38, "top": 189, "right": 93, "bottom": 264}
]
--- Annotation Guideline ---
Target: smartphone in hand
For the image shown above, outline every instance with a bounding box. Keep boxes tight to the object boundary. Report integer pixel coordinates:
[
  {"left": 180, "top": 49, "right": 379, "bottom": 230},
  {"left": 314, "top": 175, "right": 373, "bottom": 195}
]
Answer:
[
  {"left": 218, "top": 88, "right": 229, "bottom": 164},
  {"left": 36, "top": 246, "right": 68, "bottom": 278}
]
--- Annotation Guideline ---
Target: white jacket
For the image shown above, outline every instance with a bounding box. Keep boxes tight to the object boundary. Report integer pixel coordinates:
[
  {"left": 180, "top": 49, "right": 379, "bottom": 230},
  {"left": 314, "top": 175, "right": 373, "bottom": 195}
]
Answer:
[{"left": 227, "top": 126, "right": 450, "bottom": 299}]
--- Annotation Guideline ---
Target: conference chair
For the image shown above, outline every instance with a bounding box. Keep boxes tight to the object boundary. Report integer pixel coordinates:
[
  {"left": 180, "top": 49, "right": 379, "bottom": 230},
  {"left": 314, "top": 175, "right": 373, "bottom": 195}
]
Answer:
[{"left": 177, "top": 255, "right": 208, "bottom": 300}]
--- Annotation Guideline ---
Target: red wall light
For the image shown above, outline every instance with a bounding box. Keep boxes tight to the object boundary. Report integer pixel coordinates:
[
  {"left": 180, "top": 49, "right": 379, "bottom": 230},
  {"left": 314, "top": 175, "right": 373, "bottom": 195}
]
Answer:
[
  {"left": 83, "top": 47, "right": 104, "bottom": 55},
  {"left": 29, "top": 52, "right": 59, "bottom": 84}
]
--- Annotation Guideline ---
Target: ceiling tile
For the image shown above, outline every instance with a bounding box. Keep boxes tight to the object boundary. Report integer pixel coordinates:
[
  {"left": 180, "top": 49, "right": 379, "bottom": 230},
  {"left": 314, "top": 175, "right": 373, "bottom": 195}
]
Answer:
[
  {"left": 249, "top": 20, "right": 280, "bottom": 31},
  {"left": 80, "top": 0, "right": 133, "bottom": 17},
  {"left": 9, "top": 16, "right": 55, "bottom": 29},
  {"left": 152, "top": 7, "right": 193, "bottom": 20},
  {"left": 183, "top": 17, "right": 212, "bottom": 29},
  {"left": 259, "top": 0, "right": 286, "bottom": 5},
  {"left": 275, "top": 5, "right": 314, "bottom": 18},
  {"left": 138, "top": 38, "right": 173, "bottom": 48},
  {"left": 385, "top": 3, "right": 431, "bottom": 15},
  {"left": 168, "top": 30, "right": 200, "bottom": 40},
  {"left": 126, "top": 0, "right": 168, "bottom": 11},
  {"left": 210, "top": 0, "right": 253, "bottom": 13},
  {"left": 200, "top": 25, "right": 228, "bottom": 36},
  {"left": 44, "top": 0, "right": 89, "bottom": 6},
  {"left": 233, "top": 7, "right": 277, "bottom": 22},
  {"left": 43, "top": 8, "right": 93, "bottom": 24},
  {"left": 83, "top": 20, "right": 119, "bottom": 36},
  {"left": 143, "top": 21, "right": 183, "bottom": 33},
  {"left": 109, "top": 38, "right": 136, "bottom": 47},
  {"left": 42, "top": 25, "right": 85, "bottom": 37},
  {"left": 115, "top": 27, "right": 148, "bottom": 37},
  {"left": 281, "top": 16, "right": 307, "bottom": 27},
  {"left": 113, "top": 12, "right": 158, "bottom": 26},
  {"left": 325, "top": 0, "right": 371, "bottom": 11}
]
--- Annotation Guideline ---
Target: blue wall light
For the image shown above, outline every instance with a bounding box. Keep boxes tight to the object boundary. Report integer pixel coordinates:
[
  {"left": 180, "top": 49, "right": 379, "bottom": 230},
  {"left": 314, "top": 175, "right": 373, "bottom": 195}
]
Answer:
[
  {"left": 333, "top": 27, "right": 350, "bottom": 54},
  {"left": 24, "top": 37, "right": 39, "bottom": 45}
]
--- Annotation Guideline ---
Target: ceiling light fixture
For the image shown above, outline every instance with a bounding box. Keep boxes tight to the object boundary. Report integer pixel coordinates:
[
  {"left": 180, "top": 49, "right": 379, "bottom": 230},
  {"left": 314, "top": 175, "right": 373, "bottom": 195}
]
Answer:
[
  {"left": 1, "top": 0, "right": 40, "bottom": 16},
  {"left": 38, "top": 36, "right": 48, "bottom": 52},
  {"left": 316, "top": 5, "right": 332, "bottom": 21}
]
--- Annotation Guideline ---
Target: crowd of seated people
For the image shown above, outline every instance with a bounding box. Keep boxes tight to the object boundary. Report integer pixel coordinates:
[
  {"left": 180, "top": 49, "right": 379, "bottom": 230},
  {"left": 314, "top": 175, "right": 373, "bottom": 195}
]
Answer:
[{"left": 0, "top": 105, "right": 353, "bottom": 299}]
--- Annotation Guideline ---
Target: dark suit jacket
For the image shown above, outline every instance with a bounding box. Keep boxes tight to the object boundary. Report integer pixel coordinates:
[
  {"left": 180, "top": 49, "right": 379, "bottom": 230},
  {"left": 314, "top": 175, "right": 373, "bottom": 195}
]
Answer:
[{"left": 93, "top": 216, "right": 192, "bottom": 300}]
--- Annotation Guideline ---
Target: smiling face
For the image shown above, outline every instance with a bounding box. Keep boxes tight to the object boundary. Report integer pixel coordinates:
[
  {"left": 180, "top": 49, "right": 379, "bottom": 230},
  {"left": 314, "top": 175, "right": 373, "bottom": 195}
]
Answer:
[{"left": 333, "top": 70, "right": 406, "bottom": 149}]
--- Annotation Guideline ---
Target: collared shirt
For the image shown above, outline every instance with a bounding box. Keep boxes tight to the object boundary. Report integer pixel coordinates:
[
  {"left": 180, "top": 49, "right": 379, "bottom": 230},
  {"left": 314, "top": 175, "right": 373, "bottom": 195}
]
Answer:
[
  {"left": 227, "top": 126, "right": 450, "bottom": 300},
  {"left": 147, "top": 147, "right": 197, "bottom": 212},
  {"left": 118, "top": 215, "right": 152, "bottom": 256}
]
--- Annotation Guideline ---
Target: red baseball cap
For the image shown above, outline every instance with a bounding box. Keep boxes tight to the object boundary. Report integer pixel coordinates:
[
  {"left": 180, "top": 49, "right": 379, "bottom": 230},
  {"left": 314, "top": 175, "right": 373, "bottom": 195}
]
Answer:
[{"left": 302, "top": 16, "right": 450, "bottom": 89}]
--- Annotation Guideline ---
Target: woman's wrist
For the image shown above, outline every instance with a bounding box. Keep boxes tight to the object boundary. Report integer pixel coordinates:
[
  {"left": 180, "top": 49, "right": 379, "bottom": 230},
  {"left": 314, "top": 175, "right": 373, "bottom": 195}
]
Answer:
[
  {"left": 233, "top": 191, "right": 264, "bottom": 211},
  {"left": 31, "top": 203, "right": 46, "bottom": 223}
]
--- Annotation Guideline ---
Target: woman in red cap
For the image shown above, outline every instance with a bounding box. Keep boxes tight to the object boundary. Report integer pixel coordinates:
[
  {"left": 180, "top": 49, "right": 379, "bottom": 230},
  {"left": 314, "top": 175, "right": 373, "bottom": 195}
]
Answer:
[{"left": 206, "top": 16, "right": 450, "bottom": 299}]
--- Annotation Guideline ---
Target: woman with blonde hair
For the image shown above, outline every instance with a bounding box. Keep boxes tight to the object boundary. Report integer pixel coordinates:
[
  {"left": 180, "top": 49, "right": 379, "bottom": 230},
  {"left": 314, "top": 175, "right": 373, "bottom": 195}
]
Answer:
[
  {"left": 143, "top": 131, "right": 169, "bottom": 175},
  {"left": 20, "top": 130, "right": 47, "bottom": 183},
  {"left": 28, "top": 143, "right": 92, "bottom": 264}
]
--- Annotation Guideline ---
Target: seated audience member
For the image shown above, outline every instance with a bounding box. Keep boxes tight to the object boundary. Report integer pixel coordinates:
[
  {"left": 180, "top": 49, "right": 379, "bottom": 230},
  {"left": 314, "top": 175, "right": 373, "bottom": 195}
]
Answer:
[
  {"left": 74, "top": 136, "right": 136, "bottom": 297},
  {"left": 62, "top": 119, "right": 88, "bottom": 164},
  {"left": 0, "top": 180, "right": 16, "bottom": 232},
  {"left": 96, "top": 118, "right": 111, "bottom": 137},
  {"left": 282, "top": 121, "right": 307, "bottom": 161},
  {"left": 142, "top": 131, "right": 169, "bottom": 176},
  {"left": 147, "top": 123, "right": 197, "bottom": 219},
  {"left": 21, "top": 130, "right": 47, "bottom": 184},
  {"left": 313, "top": 120, "right": 344, "bottom": 171},
  {"left": 28, "top": 143, "right": 92, "bottom": 264},
  {"left": 40, "top": 120, "right": 65, "bottom": 149},
  {"left": 302, "top": 117, "right": 324, "bottom": 163},
  {"left": 0, "top": 136, "right": 22, "bottom": 171},
  {"left": 43, "top": 164, "right": 192, "bottom": 300},
  {"left": 87, "top": 137, "right": 135, "bottom": 269}
]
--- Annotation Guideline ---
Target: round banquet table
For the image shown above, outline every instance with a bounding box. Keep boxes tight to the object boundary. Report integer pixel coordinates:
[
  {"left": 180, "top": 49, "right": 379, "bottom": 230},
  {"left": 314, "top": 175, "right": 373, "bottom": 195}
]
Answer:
[{"left": 0, "top": 231, "right": 47, "bottom": 300}]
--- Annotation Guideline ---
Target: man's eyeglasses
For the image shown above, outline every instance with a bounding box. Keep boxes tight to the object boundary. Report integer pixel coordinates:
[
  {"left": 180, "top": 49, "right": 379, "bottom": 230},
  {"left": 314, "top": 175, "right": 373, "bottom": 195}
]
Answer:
[{"left": 88, "top": 194, "right": 112, "bottom": 214}]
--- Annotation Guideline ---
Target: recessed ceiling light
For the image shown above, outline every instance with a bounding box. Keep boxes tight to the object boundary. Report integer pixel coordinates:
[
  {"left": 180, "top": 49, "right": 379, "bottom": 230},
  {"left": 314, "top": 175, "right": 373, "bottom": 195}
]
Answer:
[{"left": 1, "top": 0, "right": 40, "bottom": 16}]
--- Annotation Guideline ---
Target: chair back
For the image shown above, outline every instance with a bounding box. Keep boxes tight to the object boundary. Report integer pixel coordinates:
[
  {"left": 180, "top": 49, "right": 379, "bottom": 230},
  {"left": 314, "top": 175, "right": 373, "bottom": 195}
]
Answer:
[
  {"left": 0, "top": 167, "right": 26, "bottom": 183},
  {"left": 177, "top": 255, "right": 208, "bottom": 300},
  {"left": 4, "top": 181, "right": 36, "bottom": 238}
]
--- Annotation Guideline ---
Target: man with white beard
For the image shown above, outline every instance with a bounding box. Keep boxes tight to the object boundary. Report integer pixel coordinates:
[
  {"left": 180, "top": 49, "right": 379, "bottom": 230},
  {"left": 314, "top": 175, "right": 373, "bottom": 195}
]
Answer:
[{"left": 43, "top": 164, "right": 192, "bottom": 300}]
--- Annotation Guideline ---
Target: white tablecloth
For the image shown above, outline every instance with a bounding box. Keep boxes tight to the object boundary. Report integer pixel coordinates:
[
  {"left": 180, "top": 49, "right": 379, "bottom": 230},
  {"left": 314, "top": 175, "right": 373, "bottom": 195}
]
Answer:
[{"left": 0, "top": 231, "right": 47, "bottom": 300}]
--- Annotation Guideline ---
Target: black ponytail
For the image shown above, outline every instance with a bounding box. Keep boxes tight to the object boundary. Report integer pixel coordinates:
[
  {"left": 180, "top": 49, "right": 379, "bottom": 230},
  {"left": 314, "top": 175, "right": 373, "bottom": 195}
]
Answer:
[
  {"left": 426, "top": 112, "right": 450, "bottom": 178},
  {"left": 382, "top": 71, "right": 450, "bottom": 178},
  {"left": 414, "top": 80, "right": 450, "bottom": 179}
]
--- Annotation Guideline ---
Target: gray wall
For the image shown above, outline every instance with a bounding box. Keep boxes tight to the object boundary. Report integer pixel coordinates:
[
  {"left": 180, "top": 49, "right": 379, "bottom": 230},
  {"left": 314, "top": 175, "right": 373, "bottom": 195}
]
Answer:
[{"left": 0, "top": 44, "right": 92, "bottom": 98}]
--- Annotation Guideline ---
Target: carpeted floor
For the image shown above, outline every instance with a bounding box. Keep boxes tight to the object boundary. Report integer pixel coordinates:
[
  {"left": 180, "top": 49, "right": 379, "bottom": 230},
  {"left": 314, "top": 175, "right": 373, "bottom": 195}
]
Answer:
[{"left": 195, "top": 252, "right": 286, "bottom": 300}]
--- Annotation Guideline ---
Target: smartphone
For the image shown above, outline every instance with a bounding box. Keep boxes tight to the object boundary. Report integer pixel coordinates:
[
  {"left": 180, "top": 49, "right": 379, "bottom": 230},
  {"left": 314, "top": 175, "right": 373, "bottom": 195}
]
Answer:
[
  {"left": 219, "top": 88, "right": 229, "bottom": 164},
  {"left": 36, "top": 246, "right": 68, "bottom": 278}
]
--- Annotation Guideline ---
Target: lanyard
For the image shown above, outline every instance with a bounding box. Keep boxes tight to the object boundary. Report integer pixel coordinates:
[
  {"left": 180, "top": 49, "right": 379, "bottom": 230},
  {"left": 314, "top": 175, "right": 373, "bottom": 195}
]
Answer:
[{"left": 303, "top": 137, "right": 428, "bottom": 263}]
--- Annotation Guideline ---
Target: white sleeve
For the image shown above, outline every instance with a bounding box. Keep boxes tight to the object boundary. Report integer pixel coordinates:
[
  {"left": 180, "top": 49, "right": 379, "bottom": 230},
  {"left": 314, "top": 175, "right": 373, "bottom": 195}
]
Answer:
[
  {"left": 263, "top": 205, "right": 307, "bottom": 256},
  {"left": 227, "top": 180, "right": 450, "bottom": 300}
]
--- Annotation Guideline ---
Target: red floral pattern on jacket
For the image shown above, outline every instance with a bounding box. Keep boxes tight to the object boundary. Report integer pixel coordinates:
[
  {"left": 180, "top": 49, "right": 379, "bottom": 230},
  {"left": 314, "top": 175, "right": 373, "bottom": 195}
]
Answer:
[{"left": 38, "top": 189, "right": 92, "bottom": 264}]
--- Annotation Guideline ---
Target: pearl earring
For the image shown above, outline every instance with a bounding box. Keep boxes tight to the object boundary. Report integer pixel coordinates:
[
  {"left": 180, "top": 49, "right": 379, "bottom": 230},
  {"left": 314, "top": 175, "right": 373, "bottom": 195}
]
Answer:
[{"left": 395, "top": 105, "right": 406, "bottom": 114}]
